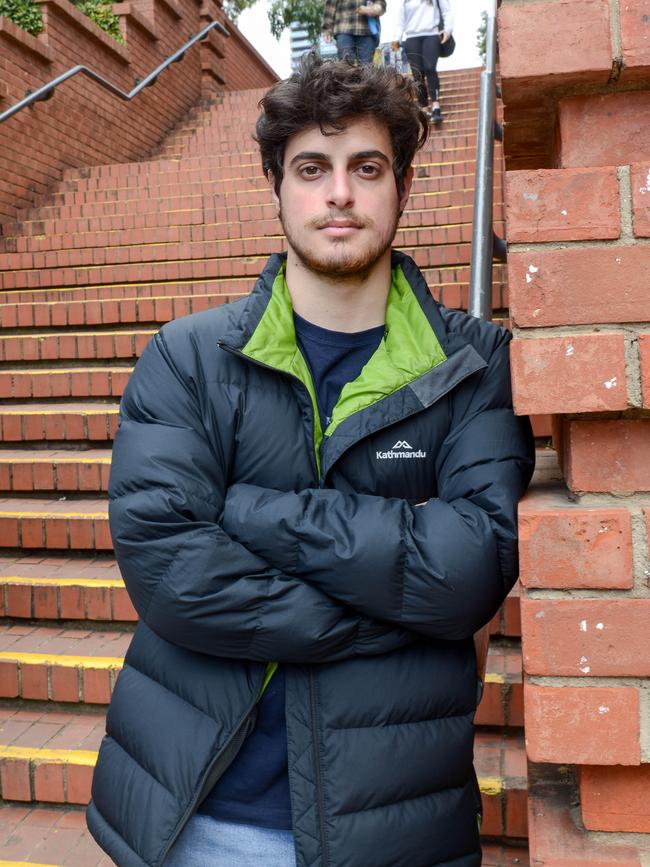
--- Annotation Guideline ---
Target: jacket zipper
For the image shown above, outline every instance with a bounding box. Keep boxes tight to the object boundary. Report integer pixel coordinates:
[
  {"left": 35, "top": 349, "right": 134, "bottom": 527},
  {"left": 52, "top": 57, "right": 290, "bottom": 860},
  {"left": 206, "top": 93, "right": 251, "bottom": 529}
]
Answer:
[
  {"left": 309, "top": 670, "right": 329, "bottom": 867},
  {"left": 159, "top": 686, "right": 262, "bottom": 864}
]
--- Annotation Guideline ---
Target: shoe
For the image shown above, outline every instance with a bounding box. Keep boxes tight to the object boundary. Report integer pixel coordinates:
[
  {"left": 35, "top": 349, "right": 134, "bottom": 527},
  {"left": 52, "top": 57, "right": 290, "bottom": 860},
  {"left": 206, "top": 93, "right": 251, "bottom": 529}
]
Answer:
[{"left": 430, "top": 106, "right": 443, "bottom": 124}]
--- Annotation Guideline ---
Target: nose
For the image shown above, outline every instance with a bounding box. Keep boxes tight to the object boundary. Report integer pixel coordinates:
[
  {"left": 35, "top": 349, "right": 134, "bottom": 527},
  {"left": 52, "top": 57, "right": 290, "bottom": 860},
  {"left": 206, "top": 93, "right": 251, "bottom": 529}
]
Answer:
[{"left": 326, "top": 167, "right": 354, "bottom": 210}]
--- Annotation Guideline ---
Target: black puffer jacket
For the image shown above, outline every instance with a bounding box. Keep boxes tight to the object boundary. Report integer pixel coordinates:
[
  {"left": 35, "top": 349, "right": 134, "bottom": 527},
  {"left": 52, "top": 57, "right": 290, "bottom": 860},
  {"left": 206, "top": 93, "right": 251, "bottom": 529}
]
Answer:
[{"left": 87, "top": 251, "right": 535, "bottom": 867}]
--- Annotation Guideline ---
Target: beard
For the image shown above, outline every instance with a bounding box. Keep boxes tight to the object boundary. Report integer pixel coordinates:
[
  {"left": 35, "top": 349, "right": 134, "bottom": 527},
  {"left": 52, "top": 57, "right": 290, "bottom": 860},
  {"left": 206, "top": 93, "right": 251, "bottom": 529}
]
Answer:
[{"left": 278, "top": 205, "right": 400, "bottom": 281}]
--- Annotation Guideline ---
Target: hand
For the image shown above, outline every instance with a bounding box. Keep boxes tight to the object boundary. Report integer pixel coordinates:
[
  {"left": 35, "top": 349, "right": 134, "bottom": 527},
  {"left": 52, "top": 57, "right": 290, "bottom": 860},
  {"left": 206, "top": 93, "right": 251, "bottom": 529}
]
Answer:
[
  {"left": 391, "top": 40, "right": 400, "bottom": 51},
  {"left": 440, "top": 30, "right": 450, "bottom": 43},
  {"left": 357, "top": 5, "right": 370, "bottom": 14}
]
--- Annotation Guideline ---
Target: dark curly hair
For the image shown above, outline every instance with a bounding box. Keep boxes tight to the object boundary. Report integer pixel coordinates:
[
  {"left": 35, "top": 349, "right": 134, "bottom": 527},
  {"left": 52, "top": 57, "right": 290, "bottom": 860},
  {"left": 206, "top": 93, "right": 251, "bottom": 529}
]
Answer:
[{"left": 255, "top": 52, "right": 429, "bottom": 198}]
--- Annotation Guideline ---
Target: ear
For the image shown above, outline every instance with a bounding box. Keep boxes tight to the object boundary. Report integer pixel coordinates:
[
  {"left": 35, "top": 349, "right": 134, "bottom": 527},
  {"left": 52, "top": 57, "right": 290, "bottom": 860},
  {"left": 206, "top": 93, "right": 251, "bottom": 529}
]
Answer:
[
  {"left": 399, "top": 165, "right": 414, "bottom": 212},
  {"left": 268, "top": 171, "right": 280, "bottom": 209}
]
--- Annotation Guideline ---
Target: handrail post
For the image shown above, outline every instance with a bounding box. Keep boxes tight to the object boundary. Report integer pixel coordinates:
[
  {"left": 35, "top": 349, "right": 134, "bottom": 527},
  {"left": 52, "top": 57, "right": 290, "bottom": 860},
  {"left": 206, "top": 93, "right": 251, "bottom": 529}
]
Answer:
[{"left": 468, "top": 9, "right": 498, "bottom": 322}]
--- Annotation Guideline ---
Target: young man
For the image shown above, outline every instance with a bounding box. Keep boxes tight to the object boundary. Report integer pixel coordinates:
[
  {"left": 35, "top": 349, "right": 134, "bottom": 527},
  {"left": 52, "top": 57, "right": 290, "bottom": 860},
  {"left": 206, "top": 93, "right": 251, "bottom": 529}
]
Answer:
[{"left": 88, "top": 54, "right": 535, "bottom": 867}]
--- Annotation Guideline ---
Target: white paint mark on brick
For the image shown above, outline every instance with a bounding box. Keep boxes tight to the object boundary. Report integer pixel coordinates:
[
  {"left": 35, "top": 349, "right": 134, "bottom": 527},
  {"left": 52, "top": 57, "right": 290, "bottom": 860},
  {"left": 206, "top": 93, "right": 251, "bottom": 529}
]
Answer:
[
  {"left": 579, "top": 620, "right": 588, "bottom": 632},
  {"left": 596, "top": 623, "right": 604, "bottom": 630},
  {"left": 598, "top": 706, "right": 610, "bottom": 714},
  {"left": 580, "top": 666, "right": 591, "bottom": 673},
  {"left": 565, "top": 344, "right": 575, "bottom": 357},
  {"left": 640, "top": 169, "right": 650, "bottom": 195},
  {"left": 615, "top": 257, "right": 622, "bottom": 264},
  {"left": 604, "top": 377, "right": 617, "bottom": 389},
  {"left": 523, "top": 191, "right": 538, "bottom": 201},
  {"left": 535, "top": 609, "right": 545, "bottom": 619},
  {"left": 560, "top": 209, "right": 568, "bottom": 216}
]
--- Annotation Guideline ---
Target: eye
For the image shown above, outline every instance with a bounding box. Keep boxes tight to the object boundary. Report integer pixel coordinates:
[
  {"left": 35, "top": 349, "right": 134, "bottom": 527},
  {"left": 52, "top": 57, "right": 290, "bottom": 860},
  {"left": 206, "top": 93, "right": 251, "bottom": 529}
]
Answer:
[
  {"left": 298, "top": 164, "right": 323, "bottom": 179},
  {"left": 357, "top": 163, "right": 381, "bottom": 178}
]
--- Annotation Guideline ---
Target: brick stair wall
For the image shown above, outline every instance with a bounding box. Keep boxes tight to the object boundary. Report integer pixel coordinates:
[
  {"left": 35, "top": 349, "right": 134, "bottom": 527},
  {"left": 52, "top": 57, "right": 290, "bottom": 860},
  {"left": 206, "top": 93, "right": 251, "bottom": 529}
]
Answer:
[
  {"left": 0, "top": 67, "right": 532, "bottom": 865},
  {"left": 0, "top": 0, "right": 277, "bottom": 226},
  {"left": 500, "top": 0, "right": 650, "bottom": 862}
]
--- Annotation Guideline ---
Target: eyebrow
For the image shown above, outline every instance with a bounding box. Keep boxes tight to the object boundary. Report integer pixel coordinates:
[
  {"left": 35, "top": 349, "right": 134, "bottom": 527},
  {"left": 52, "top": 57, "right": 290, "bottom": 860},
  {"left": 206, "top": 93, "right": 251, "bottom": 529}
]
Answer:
[{"left": 288, "top": 149, "right": 391, "bottom": 168}]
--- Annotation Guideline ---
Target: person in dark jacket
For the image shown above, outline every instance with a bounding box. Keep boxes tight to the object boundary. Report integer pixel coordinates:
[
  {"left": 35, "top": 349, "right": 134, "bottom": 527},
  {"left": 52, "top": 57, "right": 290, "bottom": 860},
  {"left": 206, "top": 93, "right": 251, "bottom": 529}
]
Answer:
[{"left": 88, "top": 53, "right": 535, "bottom": 867}]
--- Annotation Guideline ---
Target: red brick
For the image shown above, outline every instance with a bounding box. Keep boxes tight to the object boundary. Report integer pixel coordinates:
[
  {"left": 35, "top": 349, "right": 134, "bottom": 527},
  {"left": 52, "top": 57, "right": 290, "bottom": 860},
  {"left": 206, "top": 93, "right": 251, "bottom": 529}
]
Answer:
[
  {"left": 20, "top": 664, "right": 49, "bottom": 700},
  {"left": 518, "top": 502, "right": 633, "bottom": 589},
  {"left": 630, "top": 164, "right": 650, "bottom": 237},
  {"left": 639, "top": 333, "right": 650, "bottom": 408},
  {"left": 0, "top": 759, "right": 32, "bottom": 801},
  {"left": 559, "top": 92, "right": 650, "bottom": 167},
  {"left": 509, "top": 246, "right": 650, "bottom": 327},
  {"left": 620, "top": 0, "right": 650, "bottom": 73},
  {"left": 59, "top": 585, "right": 86, "bottom": 619},
  {"left": 33, "top": 762, "right": 65, "bottom": 803},
  {"left": 563, "top": 420, "right": 650, "bottom": 493},
  {"left": 66, "top": 763, "right": 93, "bottom": 804},
  {"left": 524, "top": 683, "right": 640, "bottom": 765},
  {"left": 511, "top": 333, "right": 628, "bottom": 415},
  {"left": 32, "top": 584, "right": 59, "bottom": 619},
  {"left": 505, "top": 167, "right": 620, "bottom": 242},
  {"left": 82, "top": 668, "right": 112, "bottom": 704},
  {"left": 50, "top": 665, "right": 80, "bottom": 703},
  {"left": 6, "top": 583, "right": 33, "bottom": 617},
  {"left": 498, "top": 0, "right": 612, "bottom": 82},
  {"left": 580, "top": 765, "right": 650, "bottom": 833},
  {"left": 111, "top": 586, "right": 137, "bottom": 621},
  {"left": 522, "top": 599, "right": 650, "bottom": 676},
  {"left": 0, "top": 661, "right": 19, "bottom": 697}
]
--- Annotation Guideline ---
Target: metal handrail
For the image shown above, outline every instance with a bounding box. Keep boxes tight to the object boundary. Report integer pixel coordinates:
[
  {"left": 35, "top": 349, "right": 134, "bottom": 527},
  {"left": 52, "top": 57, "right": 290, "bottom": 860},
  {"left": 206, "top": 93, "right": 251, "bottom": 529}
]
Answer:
[
  {"left": 0, "top": 19, "right": 228, "bottom": 124},
  {"left": 468, "top": 7, "right": 505, "bottom": 322}
]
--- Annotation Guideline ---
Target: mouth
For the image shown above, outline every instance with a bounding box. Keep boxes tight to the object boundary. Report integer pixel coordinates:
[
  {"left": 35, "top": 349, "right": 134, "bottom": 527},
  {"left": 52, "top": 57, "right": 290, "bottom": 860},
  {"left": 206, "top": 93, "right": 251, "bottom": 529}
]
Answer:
[{"left": 318, "top": 220, "right": 364, "bottom": 237}]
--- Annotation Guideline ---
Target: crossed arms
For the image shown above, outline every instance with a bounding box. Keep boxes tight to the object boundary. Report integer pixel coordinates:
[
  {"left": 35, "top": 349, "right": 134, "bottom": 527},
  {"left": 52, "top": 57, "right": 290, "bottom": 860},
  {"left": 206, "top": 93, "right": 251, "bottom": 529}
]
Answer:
[{"left": 109, "top": 325, "right": 534, "bottom": 665}]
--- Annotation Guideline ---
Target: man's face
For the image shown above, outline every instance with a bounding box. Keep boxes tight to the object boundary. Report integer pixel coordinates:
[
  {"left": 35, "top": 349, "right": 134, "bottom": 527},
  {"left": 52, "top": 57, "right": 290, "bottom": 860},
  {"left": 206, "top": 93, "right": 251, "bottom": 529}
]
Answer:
[{"left": 272, "top": 115, "right": 412, "bottom": 279}]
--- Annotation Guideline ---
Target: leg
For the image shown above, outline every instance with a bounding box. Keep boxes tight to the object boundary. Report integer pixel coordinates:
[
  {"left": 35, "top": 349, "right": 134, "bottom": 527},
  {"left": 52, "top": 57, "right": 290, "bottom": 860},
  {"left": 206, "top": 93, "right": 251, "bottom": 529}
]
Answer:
[
  {"left": 165, "top": 815, "right": 297, "bottom": 867},
  {"left": 356, "top": 34, "right": 377, "bottom": 64},
  {"left": 335, "top": 33, "right": 357, "bottom": 62},
  {"left": 403, "top": 37, "right": 429, "bottom": 107},
  {"left": 420, "top": 34, "right": 442, "bottom": 104}
]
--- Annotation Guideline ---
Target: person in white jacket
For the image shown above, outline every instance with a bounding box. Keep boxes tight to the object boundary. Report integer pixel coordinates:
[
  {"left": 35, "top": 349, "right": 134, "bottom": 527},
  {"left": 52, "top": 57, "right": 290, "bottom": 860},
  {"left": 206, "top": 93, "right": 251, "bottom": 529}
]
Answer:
[{"left": 392, "top": 0, "right": 453, "bottom": 124}]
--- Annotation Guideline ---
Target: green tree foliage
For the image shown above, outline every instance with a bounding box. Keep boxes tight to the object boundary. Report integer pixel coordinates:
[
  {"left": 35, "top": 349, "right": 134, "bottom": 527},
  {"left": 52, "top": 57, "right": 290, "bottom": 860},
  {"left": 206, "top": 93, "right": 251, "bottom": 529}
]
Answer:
[
  {"left": 268, "top": 0, "right": 325, "bottom": 45},
  {"left": 476, "top": 10, "right": 487, "bottom": 65},
  {"left": 70, "top": 0, "right": 124, "bottom": 42},
  {"left": 0, "top": 0, "right": 44, "bottom": 35},
  {"left": 223, "top": 0, "right": 257, "bottom": 23}
]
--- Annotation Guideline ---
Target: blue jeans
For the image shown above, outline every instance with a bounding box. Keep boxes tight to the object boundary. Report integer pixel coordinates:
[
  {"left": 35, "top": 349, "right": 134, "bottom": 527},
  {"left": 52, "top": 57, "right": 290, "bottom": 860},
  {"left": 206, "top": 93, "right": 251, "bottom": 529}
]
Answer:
[
  {"left": 335, "top": 33, "right": 377, "bottom": 64},
  {"left": 165, "top": 815, "right": 297, "bottom": 866}
]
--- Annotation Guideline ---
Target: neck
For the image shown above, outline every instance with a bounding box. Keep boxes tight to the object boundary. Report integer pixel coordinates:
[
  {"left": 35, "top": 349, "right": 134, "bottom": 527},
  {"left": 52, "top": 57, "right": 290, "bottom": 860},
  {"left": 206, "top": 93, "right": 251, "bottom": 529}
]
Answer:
[{"left": 285, "top": 249, "right": 392, "bottom": 332}]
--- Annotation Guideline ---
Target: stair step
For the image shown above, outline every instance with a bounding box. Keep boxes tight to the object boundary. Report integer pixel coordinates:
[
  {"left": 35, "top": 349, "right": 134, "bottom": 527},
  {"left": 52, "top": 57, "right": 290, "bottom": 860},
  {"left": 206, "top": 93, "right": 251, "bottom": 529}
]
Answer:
[
  {"left": 0, "top": 405, "right": 119, "bottom": 443},
  {"left": 5, "top": 199, "right": 493, "bottom": 253},
  {"left": 0, "top": 450, "right": 112, "bottom": 493},
  {"left": 0, "top": 243, "right": 472, "bottom": 293},
  {"left": 482, "top": 843, "right": 529, "bottom": 866},
  {"left": 0, "top": 706, "right": 104, "bottom": 805},
  {"left": 0, "top": 709, "right": 524, "bottom": 822},
  {"left": 476, "top": 640, "right": 523, "bottom": 728},
  {"left": 0, "top": 624, "right": 130, "bottom": 703},
  {"left": 0, "top": 804, "right": 112, "bottom": 866},
  {"left": 0, "top": 499, "right": 110, "bottom": 551},
  {"left": 0, "top": 368, "right": 131, "bottom": 400},
  {"left": 0, "top": 331, "right": 154, "bottom": 364},
  {"left": 0, "top": 223, "right": 479, "bottom": 276}
]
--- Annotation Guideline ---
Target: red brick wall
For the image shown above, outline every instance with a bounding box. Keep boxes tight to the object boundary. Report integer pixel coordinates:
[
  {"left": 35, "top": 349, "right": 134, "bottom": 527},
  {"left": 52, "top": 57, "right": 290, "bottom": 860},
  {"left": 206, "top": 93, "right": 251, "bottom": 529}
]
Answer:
[
  {"left": 500, "top": 0, "right": 650, "bottom": 858},
  {"left": 0, "top": 0, "right": 277, "bottom": 225}
]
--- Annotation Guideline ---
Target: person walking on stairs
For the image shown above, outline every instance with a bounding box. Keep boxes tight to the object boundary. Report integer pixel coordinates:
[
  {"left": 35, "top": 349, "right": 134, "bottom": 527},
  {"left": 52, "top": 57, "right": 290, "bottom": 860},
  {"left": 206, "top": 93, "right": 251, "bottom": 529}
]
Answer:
[
  {"left": 87, "top": 53, "right": 535, "bottom": 867},
  {"left": 393, "top": 0, "right": 454, "bottom": 124},
  {"left": 322, "top": 0, "right": 386, "bottom": 64}
]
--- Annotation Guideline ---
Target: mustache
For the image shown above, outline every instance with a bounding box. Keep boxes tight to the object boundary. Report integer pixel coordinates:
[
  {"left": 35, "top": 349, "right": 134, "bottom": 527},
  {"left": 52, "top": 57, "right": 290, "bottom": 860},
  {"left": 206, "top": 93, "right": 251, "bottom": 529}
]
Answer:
[{"left": 309, "top": 212, "right": 370, "bottom": 230}]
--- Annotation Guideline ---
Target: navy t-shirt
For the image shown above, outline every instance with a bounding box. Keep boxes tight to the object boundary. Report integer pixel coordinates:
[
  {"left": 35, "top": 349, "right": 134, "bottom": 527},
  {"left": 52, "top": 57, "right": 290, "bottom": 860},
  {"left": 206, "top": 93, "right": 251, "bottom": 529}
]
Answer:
[{"left": 200, "top": 312, "right": 385, "bottom": 829}]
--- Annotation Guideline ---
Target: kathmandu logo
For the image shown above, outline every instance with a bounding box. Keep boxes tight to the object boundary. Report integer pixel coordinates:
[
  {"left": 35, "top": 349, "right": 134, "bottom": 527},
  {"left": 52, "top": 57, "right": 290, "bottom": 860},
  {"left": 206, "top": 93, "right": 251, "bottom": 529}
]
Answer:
[{"left": 376, "top": 440, "right": 427, "bottom": 460}]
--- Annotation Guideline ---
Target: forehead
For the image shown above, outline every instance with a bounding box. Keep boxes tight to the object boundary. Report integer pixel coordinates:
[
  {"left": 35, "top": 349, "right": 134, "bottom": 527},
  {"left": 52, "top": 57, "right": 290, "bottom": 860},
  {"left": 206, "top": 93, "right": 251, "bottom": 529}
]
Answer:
[{"left": 283, "top": 115, "right": 394, "bottom": 167}]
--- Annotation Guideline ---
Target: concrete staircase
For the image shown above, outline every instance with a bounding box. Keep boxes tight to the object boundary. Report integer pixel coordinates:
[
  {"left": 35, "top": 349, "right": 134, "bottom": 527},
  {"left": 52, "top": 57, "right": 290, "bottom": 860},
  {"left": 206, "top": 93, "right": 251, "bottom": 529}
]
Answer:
[{"left": 0, "top": 69, "right": 529, "bottom": 865}]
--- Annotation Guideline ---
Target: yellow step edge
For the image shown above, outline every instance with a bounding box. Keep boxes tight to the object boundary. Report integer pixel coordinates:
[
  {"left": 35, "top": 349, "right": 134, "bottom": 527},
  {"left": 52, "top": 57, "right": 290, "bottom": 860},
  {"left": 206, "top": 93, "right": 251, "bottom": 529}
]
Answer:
[
  {"left": 0, "top": 860, "right": 63, "bottom": 867},
  {"left": 478, "top": 777, "right": 503, "bottom": 796},
  {"left": 483, "top": 673, "right": 505, "bottom": 684},
  {"left": 1, "top": 576, "right": 123, "bottom": 588},
  {"left": 0, "top": 652, "right": 123, "bottom": 670},
  {"left": 0, "top": 457, "right": 111, "bottom": 464},
  {"left": 0, "top": 746, "right": 98, "bottom": 765},
  {"left": 1, "top": 369, "right": 133, "bottom": 376},
  {"left": 0, "top": 409, "right": 118, "bottom": 416},
  {"left": 0, "top": 511, "right": 107, "bottom": 519},
  {"left": 0, "top": 330, "right": 156, "bottom": 341}
]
